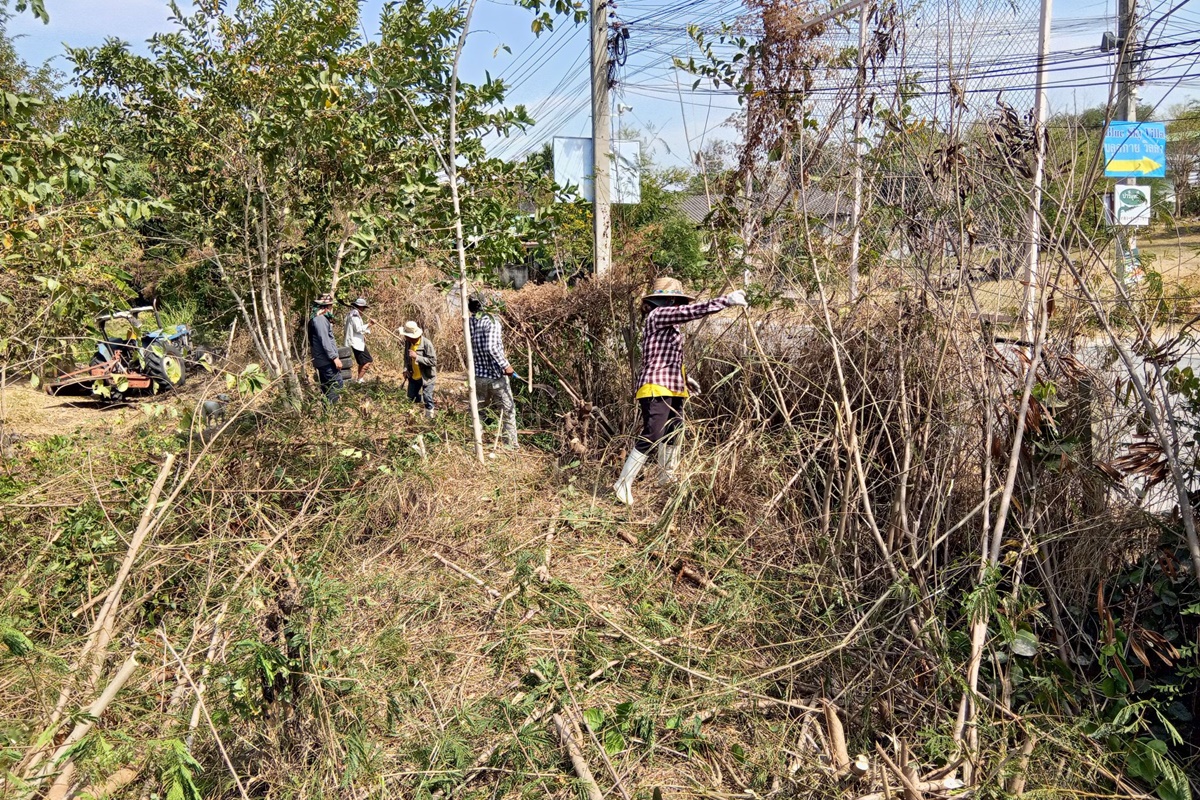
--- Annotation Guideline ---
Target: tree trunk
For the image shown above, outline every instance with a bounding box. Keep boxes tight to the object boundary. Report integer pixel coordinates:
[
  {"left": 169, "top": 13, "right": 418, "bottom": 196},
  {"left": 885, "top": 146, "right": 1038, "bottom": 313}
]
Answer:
[{"left": 447, "top": 0, "right": 485, "bottom": 463}]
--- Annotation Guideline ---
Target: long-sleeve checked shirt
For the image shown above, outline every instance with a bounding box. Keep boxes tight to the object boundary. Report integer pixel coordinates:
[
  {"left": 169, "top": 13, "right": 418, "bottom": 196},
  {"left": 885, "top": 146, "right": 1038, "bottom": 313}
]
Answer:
[
  {"left": 469, "top": 313, "right": 511, "bottom": 379},
  {"left": 636, "top": 296, "right": 735, "bottom": 398}
]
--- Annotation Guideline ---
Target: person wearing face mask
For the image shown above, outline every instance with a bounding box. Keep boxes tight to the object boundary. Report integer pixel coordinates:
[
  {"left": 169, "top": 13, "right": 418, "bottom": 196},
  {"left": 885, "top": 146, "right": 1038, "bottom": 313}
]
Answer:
[
  {"left": 308, "top": 293, "right": 343, "bottom": 403},
  {"left": 612, "top": 277, "right": 748, "bottom": 505}
]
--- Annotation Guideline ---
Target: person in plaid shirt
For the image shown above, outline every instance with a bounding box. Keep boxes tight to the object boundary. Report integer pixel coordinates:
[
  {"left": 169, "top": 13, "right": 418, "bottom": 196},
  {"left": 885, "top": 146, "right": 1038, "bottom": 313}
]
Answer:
[
  {"left": 469, "top": 293, "right": 519, "bottom": 448},
  {"left": 613, "top": 277, "right": 748, "bottom": 505}
]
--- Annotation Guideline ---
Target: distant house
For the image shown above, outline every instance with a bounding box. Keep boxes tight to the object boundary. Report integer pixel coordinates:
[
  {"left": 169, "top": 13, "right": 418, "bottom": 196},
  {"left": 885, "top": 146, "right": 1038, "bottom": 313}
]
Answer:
[
  {"left": 676, "top": 187, "right": 852, "bottom": 230},
  {"left": 679, "top": 195, "right": 716, "bottom": 225}
]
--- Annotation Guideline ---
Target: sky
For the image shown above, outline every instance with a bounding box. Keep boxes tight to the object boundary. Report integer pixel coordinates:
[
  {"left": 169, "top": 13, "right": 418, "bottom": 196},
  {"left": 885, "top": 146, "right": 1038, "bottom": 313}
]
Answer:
[{"left": 7, "top": 0, "right": 1200, "bottom": 173}]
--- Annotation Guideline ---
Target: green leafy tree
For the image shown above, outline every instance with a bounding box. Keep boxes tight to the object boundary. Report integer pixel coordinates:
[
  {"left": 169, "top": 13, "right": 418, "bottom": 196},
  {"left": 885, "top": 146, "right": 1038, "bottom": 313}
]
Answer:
[
  {"left": 0, "top": 9, "right": 165, "bottom": 371},
  {"left": 611, "top": 129, "right": 706, "bottom": 281},
  {"left": 71, "top": 0, "right": 551, "bottom": 397},
  {"left": 1166, "top": 101, "right": 1200, "bottom": 218}
]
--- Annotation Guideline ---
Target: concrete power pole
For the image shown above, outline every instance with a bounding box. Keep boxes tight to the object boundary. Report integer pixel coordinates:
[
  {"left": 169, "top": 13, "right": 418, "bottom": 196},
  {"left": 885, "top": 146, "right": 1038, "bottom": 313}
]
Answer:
[
  {"left": 1020, "top": 0, "right": 1053, "bottom": 344},
  {"left": 1116, "top": 0, "right": 1138, "bottom": 277},
  {"left": 590, "top": 0, "right": 612, "bottom": 276},
  {"left": 1118, "top": 0, "right": 1138, "bottom": 122}
]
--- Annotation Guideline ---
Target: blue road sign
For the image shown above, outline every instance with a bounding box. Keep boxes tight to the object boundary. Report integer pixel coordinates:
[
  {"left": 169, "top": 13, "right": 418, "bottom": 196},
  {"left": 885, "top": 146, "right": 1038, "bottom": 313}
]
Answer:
[{"left": 1104, "top": 121, "right": 1167, "bottom": 178}]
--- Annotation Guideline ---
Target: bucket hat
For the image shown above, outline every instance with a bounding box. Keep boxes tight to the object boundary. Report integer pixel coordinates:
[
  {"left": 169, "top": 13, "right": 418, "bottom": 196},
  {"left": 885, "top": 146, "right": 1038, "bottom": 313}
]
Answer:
[
  {"left": 642, "top": 277, "right": 695, "bottom": 304},
  {"left": 400, "top": 321, "right": 423, "bottom": 339},
  {"left": 315, "top": 293, "right": 335, "bottom": 307},
  {"left": 352, "top": 297, "right": 369, "bottom": 309}
]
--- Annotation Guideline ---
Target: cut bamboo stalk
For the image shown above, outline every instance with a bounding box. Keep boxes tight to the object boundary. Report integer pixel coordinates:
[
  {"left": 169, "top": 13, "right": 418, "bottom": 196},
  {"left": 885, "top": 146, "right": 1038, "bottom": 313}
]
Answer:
[
  {"left": 1007, "top": 733, "right": 1038, "bottom": 796},
  {"left": 50, "top": 654, "right": 141, "bottom": 762},
  {"left": 900, "top": 741, "right": 922, "bottom": 800},
  {"left": 74, "top": 766, "right": 139, "bottom": 799},
  {"left": 613, "top": 530, "right": 725, "bottom": 596},
  {"left": 42, "top": 763, "right": 76, "bottom": 800},
  {"left": 552, "top": 713, "right": 604, "bottom": 800},
  {"left": 875, "top": 743, "right": 937, "bottom": 800},
  {"left": 29, "top": 653, "right": 141, "bottom": 795},
  {"left": 824, "top": 700, "right": 851, "bottom": 774},
  {"left": 161, "top": 633, "right": 250, "bottom": 800},
  {"left": 856, "top": 777, "right": 964, "bottom": 800},
  {"left": 87, "top": 454, "right": 177, "bottom": 687},
  {"left": 32, "top": 455, "right": 175, "bottom": 762},
  {"left": 433, "top": 659, "right": 621, "bottom": 798}
]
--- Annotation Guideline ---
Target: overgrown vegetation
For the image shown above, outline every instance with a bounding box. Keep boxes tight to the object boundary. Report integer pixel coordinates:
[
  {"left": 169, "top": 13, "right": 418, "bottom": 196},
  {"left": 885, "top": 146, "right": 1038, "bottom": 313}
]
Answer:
[{"left": 3, "top": 0, "right": 1200, "bottom": 797}]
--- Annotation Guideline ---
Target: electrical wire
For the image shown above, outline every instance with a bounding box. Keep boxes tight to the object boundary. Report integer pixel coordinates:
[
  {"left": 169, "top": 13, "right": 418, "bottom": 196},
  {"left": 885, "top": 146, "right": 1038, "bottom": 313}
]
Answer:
[{"left": 487, "top": 0, "right": 1198, "bottom": 164}]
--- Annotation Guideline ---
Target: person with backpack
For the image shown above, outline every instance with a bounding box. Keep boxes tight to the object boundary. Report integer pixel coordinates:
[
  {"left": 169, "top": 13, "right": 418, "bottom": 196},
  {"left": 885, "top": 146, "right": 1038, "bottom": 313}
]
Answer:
[
  {"left": 612, "top": 277, "right": 748, "bottom": 505},
  {"left": 308, "top": 293, "right": 343, "bottom": 403},
  {"left": 344, "top": 297, "right": 373, "bottom": 383},
  {"left": 401, "top": 320, "right": 438, "bottom": 419}
]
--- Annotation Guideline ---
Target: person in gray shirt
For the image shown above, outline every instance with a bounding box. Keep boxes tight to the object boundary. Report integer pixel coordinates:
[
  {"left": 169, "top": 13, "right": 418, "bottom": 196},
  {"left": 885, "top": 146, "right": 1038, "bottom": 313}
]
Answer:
[{"left": 308, "top": 293, "right": 343, "bottom": 403}]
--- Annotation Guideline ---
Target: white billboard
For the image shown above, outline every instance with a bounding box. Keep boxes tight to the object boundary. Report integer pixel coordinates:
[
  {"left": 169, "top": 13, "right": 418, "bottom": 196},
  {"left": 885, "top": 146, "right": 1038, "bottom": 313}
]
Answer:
[{"left": 552, "top": 137, "right": 641, "bottom": 204}]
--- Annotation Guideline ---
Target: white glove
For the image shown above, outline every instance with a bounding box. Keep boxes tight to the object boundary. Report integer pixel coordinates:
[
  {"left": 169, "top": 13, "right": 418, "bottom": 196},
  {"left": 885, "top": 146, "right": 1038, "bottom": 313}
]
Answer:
[
  {"left": 726, "top": 289, "right": 749, "bottom": 307},
  {"left": 687, "top": 376, "right": 703, "bottom": 396}
]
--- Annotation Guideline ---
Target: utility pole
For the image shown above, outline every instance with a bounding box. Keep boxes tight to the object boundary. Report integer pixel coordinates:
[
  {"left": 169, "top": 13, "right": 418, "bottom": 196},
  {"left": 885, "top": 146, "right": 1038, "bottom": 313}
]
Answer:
[
  {"left": 847, "top": 5, "right": 868, "bottom": 302},
  {"left": 1116, "top": 0, "right": 1138, "bottom": 279},
  {"left": 590, "top": 0, "right": 612, "bottom": 276},
  {"left": 1020, "top": 0, "right": 1053, "bottom": 344}
]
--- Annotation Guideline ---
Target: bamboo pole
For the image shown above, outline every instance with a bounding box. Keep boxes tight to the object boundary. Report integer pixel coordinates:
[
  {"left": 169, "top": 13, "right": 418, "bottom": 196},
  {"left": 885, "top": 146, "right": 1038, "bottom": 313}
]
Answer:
[
  {"left": 552, "top": 714, "right": 604, "bottom": 800},
  {"left": 26, "top": 454, "right": 176, "bottom": 778},
  {"left": 86, "top": 453, "right": 176, "bottom": 687},
  {"left": 35, "top": 653, "right": 141, "bottom": 798},
  {"left": 446, "top": 0, "right": 485, "bottom": 463}
]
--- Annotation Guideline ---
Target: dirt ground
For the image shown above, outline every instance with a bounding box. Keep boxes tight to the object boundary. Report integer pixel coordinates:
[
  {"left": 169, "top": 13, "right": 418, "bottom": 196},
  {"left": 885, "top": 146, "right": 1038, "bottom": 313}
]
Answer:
[
  {"left": 947, "top": 223, "right": 1200, "bottom": 321},
  {"left": 0, "top": 364, "right": 474, "bottom": 447},
  {"left": 1137, "top": 223, "right": 1200, "bottom": 284},
  {"left": 0, "top": 383, "right": 125, "bottom": 440}
]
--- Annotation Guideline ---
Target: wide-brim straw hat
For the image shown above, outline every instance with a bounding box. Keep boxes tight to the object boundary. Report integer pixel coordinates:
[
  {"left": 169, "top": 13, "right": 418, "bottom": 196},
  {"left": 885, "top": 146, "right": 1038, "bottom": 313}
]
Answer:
[
  {"left": 400, "top": 320, "right": 423, "bottom": 339},
  {"left": 642, "top": 277, "right": 694, "bottom": 303},
  {"left": 352, "top": 297, "right": 369, "bottom": 308},
  {"left": 315, "top": 293, "right": 335, "bottom": 307}
]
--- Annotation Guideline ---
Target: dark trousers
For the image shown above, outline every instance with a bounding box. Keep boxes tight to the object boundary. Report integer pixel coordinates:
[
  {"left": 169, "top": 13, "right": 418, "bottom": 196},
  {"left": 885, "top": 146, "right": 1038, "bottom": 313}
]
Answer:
[
  {"left": 316, "top": 363, "right": 343, "bottom": 404},
  {"left": 636, "top": 396, "right": 684, "bottom": 453},
  {"left": 407, "top": 377, "right": 435, "bottom": 410}
]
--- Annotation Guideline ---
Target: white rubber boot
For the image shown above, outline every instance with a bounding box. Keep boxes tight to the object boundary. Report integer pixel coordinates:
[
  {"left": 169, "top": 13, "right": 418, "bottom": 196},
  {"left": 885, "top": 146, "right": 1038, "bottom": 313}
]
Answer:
[
  {"left": 658, "top": 444, "right": 681, "bottom": 486},
  {"left": 613, "top": 449, "right": 649, "bottom": 506}
]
